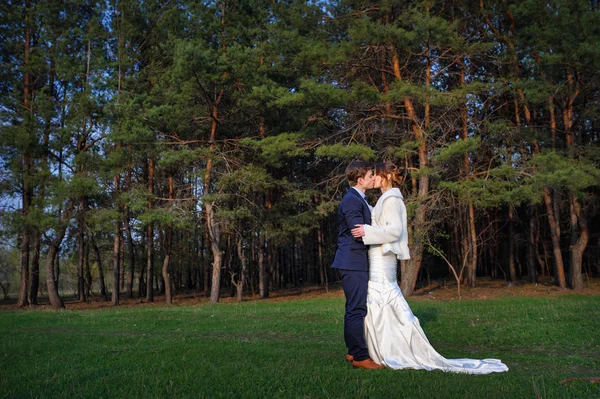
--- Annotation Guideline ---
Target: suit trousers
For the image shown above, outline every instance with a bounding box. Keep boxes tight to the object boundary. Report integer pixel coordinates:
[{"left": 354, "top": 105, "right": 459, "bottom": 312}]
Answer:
[{"left": 338, "top": 268, "right": 369, "bottom": 361}]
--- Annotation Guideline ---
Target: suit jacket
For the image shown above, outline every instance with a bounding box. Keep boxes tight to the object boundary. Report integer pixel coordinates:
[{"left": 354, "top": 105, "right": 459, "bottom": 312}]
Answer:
[
  {"left": 362, "top": 188, "right": 410, "bottom": 260},
  {"left": 331, "top": 188, "right": 371, "bottom": 271}
]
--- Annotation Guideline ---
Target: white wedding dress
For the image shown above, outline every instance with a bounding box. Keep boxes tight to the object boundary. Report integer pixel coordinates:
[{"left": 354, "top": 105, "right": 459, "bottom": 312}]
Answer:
[{"left": 363, "top": 190, "right": 508, "bottom": 374}]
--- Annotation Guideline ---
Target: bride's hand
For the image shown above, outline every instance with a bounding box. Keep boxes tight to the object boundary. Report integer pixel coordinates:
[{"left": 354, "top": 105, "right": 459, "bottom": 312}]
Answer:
[{"left": 352, "top": 224, "right": 365, "bottom": 238}]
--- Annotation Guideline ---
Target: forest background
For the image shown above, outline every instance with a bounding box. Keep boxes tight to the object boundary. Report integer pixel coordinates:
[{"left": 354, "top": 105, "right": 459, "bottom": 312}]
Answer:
[{"left": 1, "top": 0, "right": 599, "bottom": 309}]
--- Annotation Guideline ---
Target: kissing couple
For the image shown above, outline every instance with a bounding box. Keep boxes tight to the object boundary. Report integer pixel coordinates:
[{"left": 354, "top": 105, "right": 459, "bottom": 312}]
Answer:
[{"left": 331, "top": 160, "right": 508, "bottom": 373}]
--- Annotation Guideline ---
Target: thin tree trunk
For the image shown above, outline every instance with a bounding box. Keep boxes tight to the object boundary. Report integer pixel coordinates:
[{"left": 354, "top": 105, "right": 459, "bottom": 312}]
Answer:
[
  {"left": 54, "top": 246, "right": 60, "bottom": 289},
  {"left": 543, "top": 188, "right": 566, "bottom": 288},
  {"left": 112, "top": 173, "right": 121, "bottom": 306},
  {"left": 206, "top": 97, "right": 224, "bottom": 303},
  {"left": 459, "top": 60, "right": 477, "bottom": 288},
  {"left": 162, "top": 175, "right": 174, "bottom": 305},
  {"left": 459, "top": 210, "right": 468, "bottom": 285},
  {"left": 392, "top": 50, "right": 427, "bottom": 296},
  {"left": 570, "top": 196, "right": 588, "bottom": 290},
  {"left": 120, "top": 234, "right": 125, "bottom": 291},
  {"left": 125, "top": 206, "right": 135, "bottom": 298},
  {"left": 258, "top": 233, "right": 268, "bottom": 298},
  {"left": 29, "top": 228, "right": 40, "bottom": 304},
  {"left": 17, "top": 0, "right": 32, "bottom": 307},
  {"left": 202, "top": 230, "right": 209, "bottom": 296},
  {"left": 85, "top": 237, "right": 92, "bottom": 298},
  {"left": 90, "top": 234, "right": 107, "bottom": 300},
  {"left": 146, "top": 157, "right": 154, "bottom": 302},
  {"left": 562, "top": 74, "right": 587, "bottom": 290},
  {"left": 44, "top": 202, "right": 73, "bottom": 309},
  {"left": 527, "top": 206, "right": 537, "bottom": 283},
  {"left": 233, "top": 236, "right": 247, "bottom": 302},
  {"left": 317, "top": 225, "right": 326, "bottom": 287},
  {"left": 508, "top": 207, "right": 517, "bottom": 282},
  {"left": 162, "top": 231, "right": 173, "bottom": 305},
  {"left": 112, "top": 223, "right": 121, "bottom": 306},
  {"left": 77, "top": 197, "right": 87, "bottom": 302}
]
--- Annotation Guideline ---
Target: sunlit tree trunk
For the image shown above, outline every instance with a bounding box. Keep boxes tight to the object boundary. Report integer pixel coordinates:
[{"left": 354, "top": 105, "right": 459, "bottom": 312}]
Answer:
[{"left": 391, "top": 50, "right": 427, "bottom": 297}]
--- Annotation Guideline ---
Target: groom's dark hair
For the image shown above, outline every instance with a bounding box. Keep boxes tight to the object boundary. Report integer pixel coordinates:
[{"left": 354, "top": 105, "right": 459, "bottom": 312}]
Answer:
[{"left": 345, "top": 160, "right": 371, "bottom": 186}]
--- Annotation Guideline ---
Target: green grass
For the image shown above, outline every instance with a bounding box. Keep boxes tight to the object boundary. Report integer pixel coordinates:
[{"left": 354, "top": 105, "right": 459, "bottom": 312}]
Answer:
[{"left": 1, "top": 295, "right": 599, "bottom": 398}]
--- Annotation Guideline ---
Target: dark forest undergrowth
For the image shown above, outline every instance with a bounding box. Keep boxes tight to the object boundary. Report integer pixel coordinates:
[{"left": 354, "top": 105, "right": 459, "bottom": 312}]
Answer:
[{"left": 2, "top": 276, "right": 599, "bottom": 311}]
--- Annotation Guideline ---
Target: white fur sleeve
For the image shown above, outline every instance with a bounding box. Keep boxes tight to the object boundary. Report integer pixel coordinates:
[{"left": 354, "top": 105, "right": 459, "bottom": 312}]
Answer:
[{"left": 361, "top": 197, "right": 402, "bottom": 245}]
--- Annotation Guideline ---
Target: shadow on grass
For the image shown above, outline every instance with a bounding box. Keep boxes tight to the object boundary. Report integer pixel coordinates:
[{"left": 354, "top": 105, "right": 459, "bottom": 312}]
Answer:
[{"left": 413, "top": 306, "right": 439, "bottom": 326}]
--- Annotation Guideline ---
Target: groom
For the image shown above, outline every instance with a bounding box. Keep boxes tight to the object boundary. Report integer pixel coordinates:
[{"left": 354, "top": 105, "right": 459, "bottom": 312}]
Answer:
[{"left": 331, "top": 160, "right": 383, "bottom": 370}]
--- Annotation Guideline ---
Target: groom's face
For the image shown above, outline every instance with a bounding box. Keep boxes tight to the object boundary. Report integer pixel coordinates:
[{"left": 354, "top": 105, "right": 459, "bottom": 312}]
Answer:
[{"left": 358, "top": 170, "right": 375, "bottom": 190}]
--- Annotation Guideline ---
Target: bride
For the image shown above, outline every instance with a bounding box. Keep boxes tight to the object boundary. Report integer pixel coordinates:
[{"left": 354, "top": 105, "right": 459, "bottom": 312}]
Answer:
[{"left": 351, "top": 162, "right": 508, "bottom": 374}]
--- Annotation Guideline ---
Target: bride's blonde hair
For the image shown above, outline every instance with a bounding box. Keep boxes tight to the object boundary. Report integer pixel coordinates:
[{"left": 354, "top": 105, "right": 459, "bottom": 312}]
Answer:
[{"left": 375, "top": 162, "right": 403, "bottom": 186}]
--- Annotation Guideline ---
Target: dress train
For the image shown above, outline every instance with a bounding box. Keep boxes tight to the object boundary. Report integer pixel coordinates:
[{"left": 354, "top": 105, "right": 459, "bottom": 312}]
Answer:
[{"left": 365, "top": 246, "right": 508, "bottom": 374}]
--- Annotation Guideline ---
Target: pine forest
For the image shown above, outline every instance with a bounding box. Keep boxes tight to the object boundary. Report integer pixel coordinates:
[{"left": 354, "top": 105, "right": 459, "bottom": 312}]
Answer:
[{"left": 1, "top": 0, "right": 600, "bottom": 308}]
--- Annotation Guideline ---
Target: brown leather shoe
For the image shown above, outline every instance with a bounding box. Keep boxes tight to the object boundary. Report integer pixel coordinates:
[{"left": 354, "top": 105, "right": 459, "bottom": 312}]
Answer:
[
  {"left": 345, "top": 354, "right": 354, "bottom": 362},
  {"left": 352, "top": 358, "right": 384, "bottom": 369}
]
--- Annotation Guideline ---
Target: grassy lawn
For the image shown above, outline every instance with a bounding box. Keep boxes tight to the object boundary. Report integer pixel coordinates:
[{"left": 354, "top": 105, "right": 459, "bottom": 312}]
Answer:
[{"left": 1, "top": 295, "right": 599, "bottom": 398}]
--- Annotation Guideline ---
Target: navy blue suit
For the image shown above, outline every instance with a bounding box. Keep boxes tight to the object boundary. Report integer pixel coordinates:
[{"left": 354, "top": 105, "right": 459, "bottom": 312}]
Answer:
[{"left": 331, "top": 188, "right": 371, "bottom": 361}]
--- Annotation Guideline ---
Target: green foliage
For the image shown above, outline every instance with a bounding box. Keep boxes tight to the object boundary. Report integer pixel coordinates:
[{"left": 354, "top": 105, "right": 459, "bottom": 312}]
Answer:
[
  {"left": 241, "top": 133, "right": 307, "bottom": 168},
  {"left": 386, "top": 141, "right": 420, "bottom": 158},
  {"left": 315, "top": 143, "right": 375, "bottom": 161},
  {"left": 156, "top": 148, "right": 199, "bottom": 169},
  {"left": 298, "top": 79, "right": 351, "bottom": 109},
  {"left": 87, "top": 208, "right": 122, "bottom": 232},
  {"left": 440, "top": 163, "right": 528, "bottom": 207},
  {"left": 436, "top": 138, "right": 481, "bottom": 163},
  {"left": 217, "top": 164, "right": 273, "bottom": 193},
  {"left": 531, "top": 151, "right": 600, "bottom": 194}
]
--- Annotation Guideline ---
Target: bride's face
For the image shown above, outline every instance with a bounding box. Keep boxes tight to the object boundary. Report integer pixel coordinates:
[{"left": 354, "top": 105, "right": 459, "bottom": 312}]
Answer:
[{"left": 373, "top": 174, "right": 383, "bottom": 189}]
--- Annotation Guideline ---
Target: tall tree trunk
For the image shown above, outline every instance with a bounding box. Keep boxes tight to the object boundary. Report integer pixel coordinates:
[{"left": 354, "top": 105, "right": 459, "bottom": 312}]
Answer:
[
  {"left": 206, "top": 87, "right": 224, "bottom": 303},
  {"left": 44, "top": 202, "right": 73, "bottom": 309},
  {"left": 543, "top": 188, "right": 566, "bottom": 288},
  {"left": 29, "top": 228, "right": 40, "bottom": 304},
  {"left": 233, "top": 236, "right": 247, "bottom": 302},
  {"left": 527, "top": 206, "right": 537, "bottom": 283},
  {"left": 466, "top": 202, "right": 477, "bottom": 287},
  {"left": 161, "top": 252, "right": 173, "bottom": 305},
  {"left": 112, "top": 224, "right": 121, "bottom": 306},
  {"left": 202, "top": 230, "right": 209, "bottom": 296},
  {"left": 317, "top": 225, "right": 326, "bottom": 288},
  {"left": 90, "top": 234, "right": 107, "bottom": 300},
  {"left": 120, "top": 234, "right": 125, "bottom": 291},
  {"left": 162, "top": 175, "right": 174, "bottom": 305},
  {"left": 17, "top": 0, "right": 32, "bottom": 307},
  {"left": 54, "top": 246, "right": 60, "bottom": 289},
  {"left": 146, "top": 157, "right": 154, "bottom": 302},
  {"left": 112, "top": 174, "right": 121, "bottom": 306},
  {"left": 85, "top": 237, "right": 92, "bottom": 298},
  {"left": 544, "top": 96, "right": 566, "bottom": 288},
  {"left": 508, "top": 207, "right": 517, "bottom": 282},
  {"left": 77, "top": 198, "right": 87, "bottom": 302},
  {"left": 569, "top": 196, "right": 588, "bottom": 290},
  {"left": 562, "top": 74, "right": 587, "bottom": 290},
  {"left": 162, "top": 230, "right": 173, "bottom": 305},
  {"left": 258, "top": 233, "right": 268, "bottom": 298},
  {"left": 124, "top": 206, "right": 135, "bottom": 298},
  {"left": 459, "top": 59, "right": 477, "bottom": 288},
  {"left": 392, "top": 50, "right": 427, "bottom": 297}
]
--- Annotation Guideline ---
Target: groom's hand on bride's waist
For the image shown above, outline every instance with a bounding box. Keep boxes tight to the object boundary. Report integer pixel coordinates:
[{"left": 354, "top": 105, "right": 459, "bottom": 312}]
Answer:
[{"left": 352, "top": 224, "right": 365, "bottom": 238}]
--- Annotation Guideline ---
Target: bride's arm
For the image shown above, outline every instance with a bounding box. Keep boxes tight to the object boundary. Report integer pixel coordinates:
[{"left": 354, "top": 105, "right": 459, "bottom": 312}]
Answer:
[{"left": 361, "top": 197, "right": 403, "bottom": 245}]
